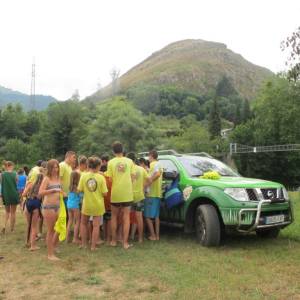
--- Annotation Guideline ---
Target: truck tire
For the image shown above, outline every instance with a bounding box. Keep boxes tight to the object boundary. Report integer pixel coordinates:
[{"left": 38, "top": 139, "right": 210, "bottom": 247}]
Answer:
[
  {"left": 195, "top": 204, "right": 221, "bottom": 247},
  {"left": 256, "top": 228, "right": 280, "bottom": 238}
]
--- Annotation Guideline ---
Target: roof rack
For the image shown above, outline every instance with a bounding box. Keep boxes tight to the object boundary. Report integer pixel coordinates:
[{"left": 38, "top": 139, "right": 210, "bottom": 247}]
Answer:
[
  {"left": 185, "top": 152, "right": 213, "bottom": 158},
  {"left": 138, "top": 149, "right": 180, "bottom": 156},
  {"left": 138, "top": 149, "right": 213, "bottom": 158}
]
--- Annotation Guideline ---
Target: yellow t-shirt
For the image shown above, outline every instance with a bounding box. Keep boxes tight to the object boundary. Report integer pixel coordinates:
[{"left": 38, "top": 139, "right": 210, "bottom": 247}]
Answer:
[
  {"left": 133, "top": 165, "right": 148, "bottom": 202},
  {"left": 28, "top": 166, "right": 40, "bottom": 184},
  {"left": 59, "top": 161, "right": 72, "bottom": 195},
  {"left": 77, "top": 172, "right": 107, "bottom": 216},
  {"left": 148, "top": 161, "right": 163, "bottom": 198},
  {"left": 107, "top": 157, "right": 134, "bottom": 203}
]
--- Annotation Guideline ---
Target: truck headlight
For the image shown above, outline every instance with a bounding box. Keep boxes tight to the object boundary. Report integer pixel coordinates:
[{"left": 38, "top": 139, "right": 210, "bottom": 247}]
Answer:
[
  {"left": 224, "top": 188, "right": 249, "bottom": 202},
  {"left": 282, "top": 187, "right": 289, "bottom": 200}
]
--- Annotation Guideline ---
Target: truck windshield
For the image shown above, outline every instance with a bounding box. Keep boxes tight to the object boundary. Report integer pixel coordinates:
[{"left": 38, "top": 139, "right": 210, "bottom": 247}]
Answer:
[{"left": 178, "top": 156, "right": 239, "bottom": 177}]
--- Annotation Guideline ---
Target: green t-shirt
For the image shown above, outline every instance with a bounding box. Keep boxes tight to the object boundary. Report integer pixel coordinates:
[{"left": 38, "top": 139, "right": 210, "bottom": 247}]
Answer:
[
  {"left": 107, "top": 157, "right": 134, "bottom": 203},
  {"left": 148, "top": 161, "right": 163, "bottom": 198},
  {"left": 77, "top": 172, "right": 107, "bottom": 216},
  {"left": 59, "top": 161, "right": 72, "bottom": 195},
  {"left": 133, "top": 165, "right": 148, "bottom": 202}
]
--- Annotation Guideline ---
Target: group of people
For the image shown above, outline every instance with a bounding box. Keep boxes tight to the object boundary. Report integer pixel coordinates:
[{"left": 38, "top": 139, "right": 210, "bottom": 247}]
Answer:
[{"left": 0, "top": 141, "right": 163, "bottom": 260}]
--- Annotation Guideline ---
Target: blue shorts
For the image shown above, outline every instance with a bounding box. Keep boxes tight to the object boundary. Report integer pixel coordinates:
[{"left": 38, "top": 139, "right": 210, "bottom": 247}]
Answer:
[
  {"left": 26, "top": 198, "right": 41, "bottom": 214},
  {"left": 67, "top": 192, "right": 80, "bottom": 210},
  {"left": 144, "top": 198, "right": 161, "bottom": 218}
]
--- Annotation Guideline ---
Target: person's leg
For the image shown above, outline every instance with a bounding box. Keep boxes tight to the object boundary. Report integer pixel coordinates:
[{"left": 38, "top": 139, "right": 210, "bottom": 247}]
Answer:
[
  {"left": 30, "top": 210, "right": 40, "bottom": 250},
  {"left": 80, "top": 214, "right": 89, "bottom": 248},
  {"left": 2, "top": 205, "right": 10, "bottom": 233},
  {"left": 73, "top": 209, "right": 81, "bottom": 244},
  {"left": 66, "top": 210, "right": 74, "bottom": 242},
  {"left": 110, "top": 205, "right": 119, "bottom": 246},
  {"left": 38, "top": 216, "right": 43, "bottom": 238},
  {"left": 43, "top": 210, "right": 59, "bottom": 260},
  {"left": 136, "top": 211, "right": 144, "bottom": 243},
  {"left": 122, "top": 206, "right": 131, "bottom": 249},
  {"left": 10, "top": 205, "right": 17, "bottom": 232},
  {"left": 24, "top": 207, "right": 31, "bottom": 246},
  {"left": 155, "top": 217, "right": 160, "bottom": 240},
  {"left": 145, "top": 218, "right": 156, "bottom": 240},
  {"left": 106, "top": 219, "right": 112, "bottom": 244},
  {"left": 154, "top": 198, "right": 160, "bottom": 240},
  {"left": 91, "top": 216, "right": 100, "bottom": 250}
]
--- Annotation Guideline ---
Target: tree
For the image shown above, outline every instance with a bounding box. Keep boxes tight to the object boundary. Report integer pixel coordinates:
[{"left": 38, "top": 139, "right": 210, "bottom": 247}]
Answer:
[
  {"left": 208, "top": 97, "right": 221, "bottom": 139},
  {"left": 231, "top": 77, "right": 300, "bottom": 186},
  {"left": 216, "top": 76, "right": 237, "bottom": 97},
  {"left": 242, "top": 99, "right": 251, "bottom": 122},
  {"left": 40, "top": 100, "right": 87, "bottom": 158},
  {"left": 281, "top": 26, "right": 300, "bottom": 81},
  {"left": 233, "top": 102, "right": 242, "bottom": 127},
  {"left": 110, "top": 67, "right": 120, "bottom": 96},
  {"left": 80, "top": 97, "right": 160, "bottom": 155},
  {"left": 70, "top": 90, "right": 80, "bottom": 101}
]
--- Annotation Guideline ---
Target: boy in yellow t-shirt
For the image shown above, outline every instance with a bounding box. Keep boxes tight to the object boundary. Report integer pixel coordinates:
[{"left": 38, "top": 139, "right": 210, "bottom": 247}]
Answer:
[
  {"left": 78, "top": 156, "right": 107, "bottom": 251},
  {"left": 107, "top": 141, "right": 135, "bottom": 249},
  {"left": 127, "top": 152, "right": 149, "bottom": 243},
  {"left": 144, "top": 150, "right": 163, "bottom": 241}
]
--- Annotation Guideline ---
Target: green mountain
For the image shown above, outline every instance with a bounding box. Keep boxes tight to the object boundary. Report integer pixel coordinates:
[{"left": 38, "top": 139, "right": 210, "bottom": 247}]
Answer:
[
  {"left": 0, "top": 85, "right": 56, "bottom": 111},
  {"left": 88, "top": 39, "right": 273, "bottom": 102}
]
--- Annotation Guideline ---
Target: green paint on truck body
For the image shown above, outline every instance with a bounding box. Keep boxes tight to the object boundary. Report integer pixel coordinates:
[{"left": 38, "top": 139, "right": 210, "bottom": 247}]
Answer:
[{"left": 158, "top": 154, "right": 293, "bottom": 231}]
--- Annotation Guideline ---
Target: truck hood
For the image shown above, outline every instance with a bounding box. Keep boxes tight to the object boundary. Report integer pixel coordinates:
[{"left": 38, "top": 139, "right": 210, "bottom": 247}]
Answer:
[{"left": 189, "top": 176, "right": 282, "bottom": 189}]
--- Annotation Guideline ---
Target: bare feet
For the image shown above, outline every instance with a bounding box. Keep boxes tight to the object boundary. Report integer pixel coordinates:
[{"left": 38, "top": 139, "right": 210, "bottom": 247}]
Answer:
[
  {"left": 47, "top": 255, "right": 60, "bottom": 261},
  {"left": 72, "top": 239, "right": 81, "bottom": 245},
  {"left": 29, "top": 246, "right": 40, "bottom": 251},
  {"left": 110, "top": 241, "right": 117, "bottom": 247},
  {"left": 91, "top": 247, "right": 98, "bottom": 251},
  {"left": 138, "top": 239, "right": 143, "bottom": 243},
  {"left": 96, "top": 240, "right": 104, "bottom": 246},
  {"left": 148, "top": 235, "right": 156, "bottom": 241},
  {"left": 123, "top": 243, "right": 133, "bottom": 250}
]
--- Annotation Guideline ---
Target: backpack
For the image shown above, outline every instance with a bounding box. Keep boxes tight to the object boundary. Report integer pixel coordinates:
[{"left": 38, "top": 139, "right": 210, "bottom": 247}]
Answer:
[{"left": 164, "top": 176, "right": 184, "bottom": 209}]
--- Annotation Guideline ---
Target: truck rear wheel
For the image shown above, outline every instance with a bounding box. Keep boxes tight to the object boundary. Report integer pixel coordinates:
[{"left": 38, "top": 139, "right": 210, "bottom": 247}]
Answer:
[
  {"left": 256, "top": 228, "right": 280, "bottom": 238},
  {"left": 195, "top": 204, "right": 221, "bottom": 247}
]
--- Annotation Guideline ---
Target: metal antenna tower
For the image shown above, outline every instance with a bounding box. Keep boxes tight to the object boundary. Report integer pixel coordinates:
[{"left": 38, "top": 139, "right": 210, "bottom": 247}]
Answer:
[{"left": 30, "top": 58, "right": 36, "bottom": 110}]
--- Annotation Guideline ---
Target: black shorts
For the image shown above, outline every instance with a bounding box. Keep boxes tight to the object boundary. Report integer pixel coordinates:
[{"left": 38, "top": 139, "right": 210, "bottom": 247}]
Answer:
[{"left": 111, "top": 201, "right": 133, "bottom": 208}]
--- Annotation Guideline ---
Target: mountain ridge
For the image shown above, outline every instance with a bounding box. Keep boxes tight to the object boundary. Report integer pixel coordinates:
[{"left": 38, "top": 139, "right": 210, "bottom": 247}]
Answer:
[
  {"left": 87, "top": 39, "right": 273, "bottom": 102},
  {"left": 0, "top": 85, "right": 57, "bottom": 111}
]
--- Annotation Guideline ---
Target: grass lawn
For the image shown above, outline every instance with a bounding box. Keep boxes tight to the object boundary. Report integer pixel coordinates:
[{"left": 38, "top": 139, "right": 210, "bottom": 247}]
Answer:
[{"left": 1, "top": 192, "right": 300, "bottom": 300}]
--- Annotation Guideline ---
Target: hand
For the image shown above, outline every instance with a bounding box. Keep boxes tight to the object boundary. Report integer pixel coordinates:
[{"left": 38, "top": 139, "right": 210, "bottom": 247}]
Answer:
[{"left": 52, "top": 188, "right": 61, "bottom": 193}]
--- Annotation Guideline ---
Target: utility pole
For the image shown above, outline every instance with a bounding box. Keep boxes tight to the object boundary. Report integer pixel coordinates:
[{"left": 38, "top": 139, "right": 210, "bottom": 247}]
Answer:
[{"left": 30, "top": 57, "right": 36, "bottom": 111}]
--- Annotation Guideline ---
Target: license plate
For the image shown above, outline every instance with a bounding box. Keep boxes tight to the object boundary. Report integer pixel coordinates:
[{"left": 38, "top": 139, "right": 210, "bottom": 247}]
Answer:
[{"left": 265, "top": 215, "right": 285, "bottom": 224}]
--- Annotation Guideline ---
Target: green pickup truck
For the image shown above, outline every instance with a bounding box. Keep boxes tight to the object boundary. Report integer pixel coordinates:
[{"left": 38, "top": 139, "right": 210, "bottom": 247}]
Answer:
[{"left": 153, "top": 150, "right": 293, "bottom": 247}]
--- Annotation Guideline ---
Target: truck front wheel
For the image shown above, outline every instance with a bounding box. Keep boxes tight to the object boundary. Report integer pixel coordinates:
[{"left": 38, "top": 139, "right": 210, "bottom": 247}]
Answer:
[{"left": 195, "top": 204, "right": 221, "bottom": 247}]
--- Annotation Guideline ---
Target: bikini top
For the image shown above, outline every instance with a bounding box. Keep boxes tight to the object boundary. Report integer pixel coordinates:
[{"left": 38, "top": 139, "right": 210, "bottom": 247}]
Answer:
[{"left": 46, "top": 184, "right": 62, "bottom": 190}]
